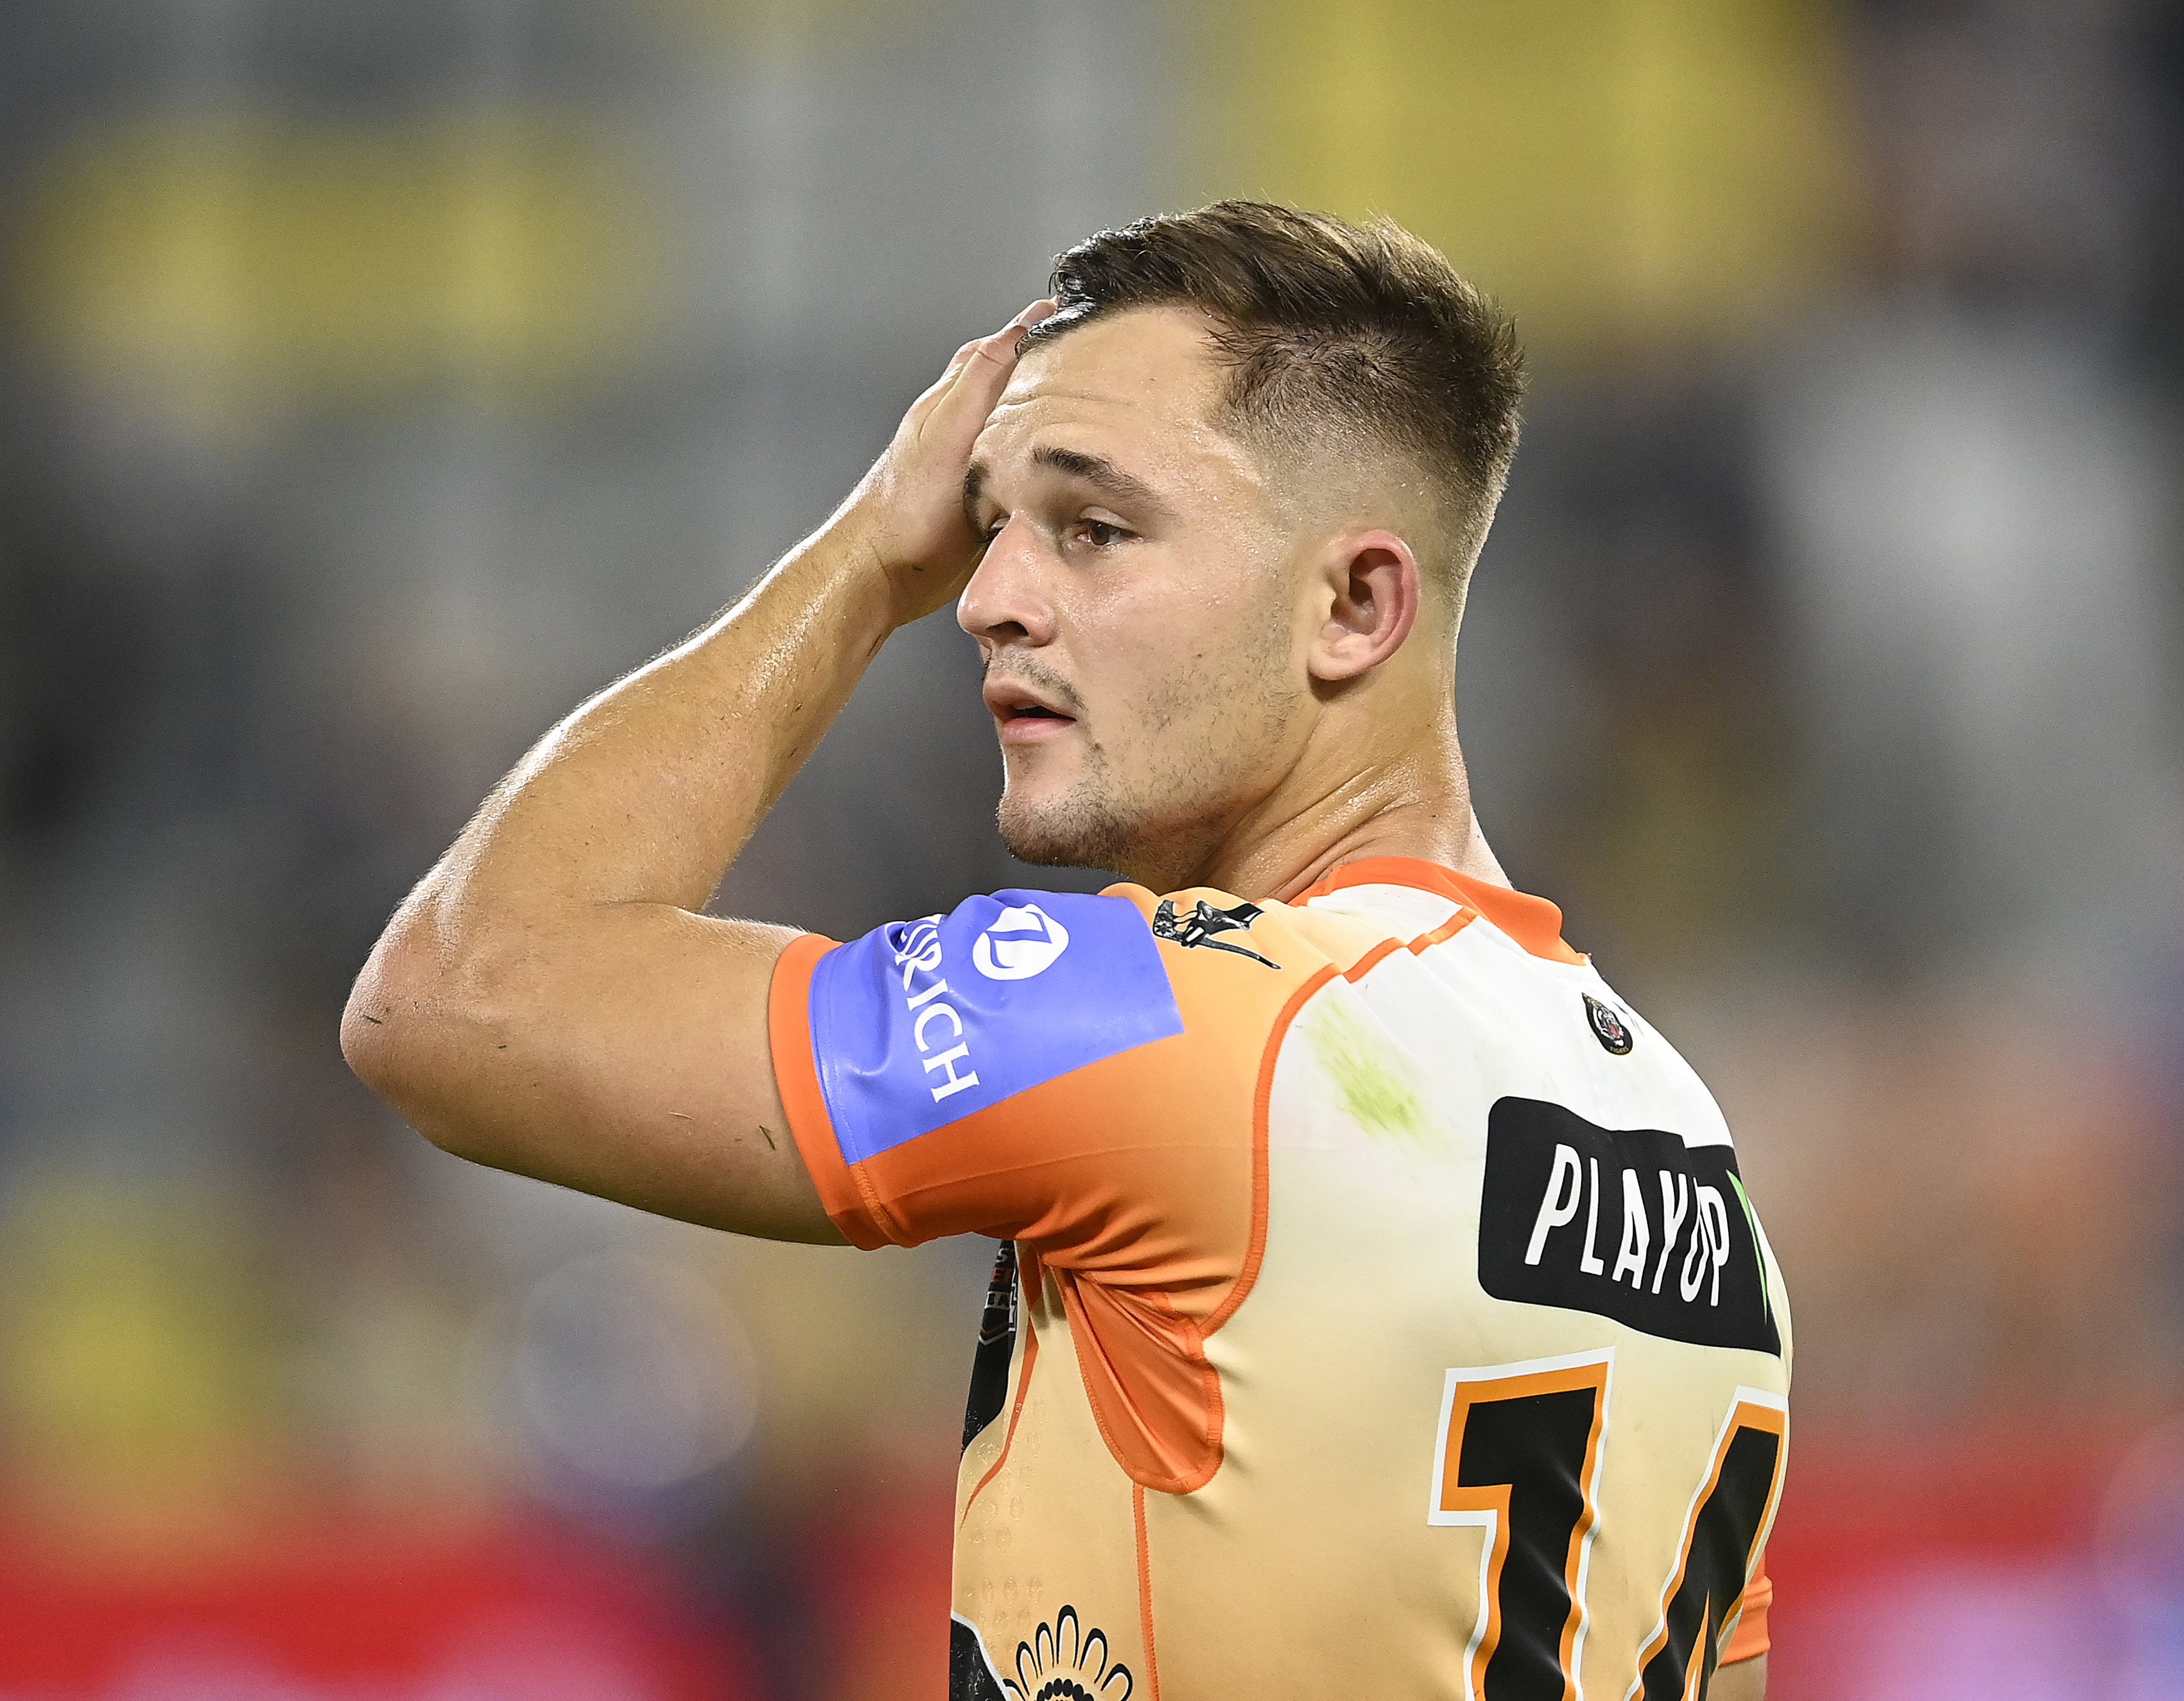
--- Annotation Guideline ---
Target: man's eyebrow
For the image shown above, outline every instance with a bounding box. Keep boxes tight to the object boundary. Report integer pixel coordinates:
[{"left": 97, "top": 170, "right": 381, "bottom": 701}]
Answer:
[
  {"left": 962, "top": 445, "right": 1172, "bottom": 527},
  {"left": 1033, "top": 445, "right": 1169, "bottom": 515}
]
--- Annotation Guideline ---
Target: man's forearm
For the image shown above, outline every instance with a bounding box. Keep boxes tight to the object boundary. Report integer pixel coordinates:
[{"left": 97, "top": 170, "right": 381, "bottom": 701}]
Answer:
[
  {"left": 336, "top": 525, "right": 890, "bottom": 1203},
  {"left": 340, "top": 305, "right": 1045, "bottom": 1229},
  {"left": 346, "top": 514, "right": 892, "bottom": 1043},
  {"left": 354, "top": 303, "right": 1045, "bottom": 995},
  {"left": 423, "top": 528, "right": 890, "bottom": 928}
]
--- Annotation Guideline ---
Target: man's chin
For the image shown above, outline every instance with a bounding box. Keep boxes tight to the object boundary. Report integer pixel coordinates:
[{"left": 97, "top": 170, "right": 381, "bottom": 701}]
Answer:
[{"left": 997, "top": 791, "right": 1134, "bottom": 874}]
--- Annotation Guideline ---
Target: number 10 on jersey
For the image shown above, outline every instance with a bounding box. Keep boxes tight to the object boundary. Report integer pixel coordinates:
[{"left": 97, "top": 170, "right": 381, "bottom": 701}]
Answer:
[{"left": 1428, "top": 1349, "right": 1785, "bottom": 1701}]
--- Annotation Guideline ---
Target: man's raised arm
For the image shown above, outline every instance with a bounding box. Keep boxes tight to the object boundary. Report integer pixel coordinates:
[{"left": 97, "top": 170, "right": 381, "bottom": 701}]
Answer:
[{"left": 340, "top": 302, "right": 1054, "bottom": 1241}]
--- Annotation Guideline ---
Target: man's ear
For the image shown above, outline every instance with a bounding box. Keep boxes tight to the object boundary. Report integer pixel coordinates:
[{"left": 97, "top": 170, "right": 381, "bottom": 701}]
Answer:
[{"left": 1307, "top": 529, "right": 1422, "bottom": 683}]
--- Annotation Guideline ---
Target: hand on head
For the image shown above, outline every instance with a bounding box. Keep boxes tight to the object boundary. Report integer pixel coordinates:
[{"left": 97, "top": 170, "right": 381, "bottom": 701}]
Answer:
[{"left": 846, "top": 298, "right": 1057, "bottom": 627}]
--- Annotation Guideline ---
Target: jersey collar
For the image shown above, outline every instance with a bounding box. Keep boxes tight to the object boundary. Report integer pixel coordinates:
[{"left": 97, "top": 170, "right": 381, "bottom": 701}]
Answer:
[{"left": 1290, "top": 856, "right": 1586, "bottom": 966}]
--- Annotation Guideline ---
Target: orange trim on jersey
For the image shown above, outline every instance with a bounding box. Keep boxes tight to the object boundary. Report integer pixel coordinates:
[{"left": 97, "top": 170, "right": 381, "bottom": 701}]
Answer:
[
  {"left": 1204, "top": 963, "right": 1337, "bottom": 1340},
  {"left": 1099, "top": 961, "right": 1337, "bottom": 1496},
  {"left": 766, "top": 933, "right": 899, "bottom": 1250},
  {"left": 1409, "top": 906, "right": 1480, "bottom": 952},
  {"left": 1722, "top": 1563, "right": 1773, "bottom": 1664},
  {"left": 784, "top": 894, "right": 1358, "bottom": 1499},
  {"left": 1294, "top": 857, "right": 1584, "bottom": 966},
  {"left": 1134, "top": 1482, "right": 1163, "bottom": 1701},
  {"left": 958, "top": 1274, "right": 1042, "bottom": 1529},
  {"left": 1342, "top": 910, "right": 1480, "bottom": 985},
  {"left": 837, "top": 896, "right": 1327, "bottom": 1498},
  {"left": 1342, "top": 937, "right": 1405, "bottom": 982}
]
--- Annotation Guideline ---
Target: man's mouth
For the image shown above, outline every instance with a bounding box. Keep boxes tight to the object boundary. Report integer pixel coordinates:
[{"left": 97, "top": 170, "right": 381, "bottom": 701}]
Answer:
[{"left": 985, "top": 680, "right": 1081, "bottom": 743}]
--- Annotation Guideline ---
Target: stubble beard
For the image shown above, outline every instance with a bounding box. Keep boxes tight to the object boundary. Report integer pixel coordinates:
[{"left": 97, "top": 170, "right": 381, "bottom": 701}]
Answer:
[
  {"left": 991, "top": 577, "right": 1299, "bottom": 886},
  {"left": 996, "top": 741, "right": 1141, "bottom": 875},
  {"left": 997, "top": 673, "right": 1294, "bottom": 889}
]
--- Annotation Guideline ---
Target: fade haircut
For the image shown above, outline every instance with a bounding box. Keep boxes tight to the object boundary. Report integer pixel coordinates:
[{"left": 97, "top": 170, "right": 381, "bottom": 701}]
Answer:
[{"left": 1023, "top": 200, "right": 1525, "bottom": 601}]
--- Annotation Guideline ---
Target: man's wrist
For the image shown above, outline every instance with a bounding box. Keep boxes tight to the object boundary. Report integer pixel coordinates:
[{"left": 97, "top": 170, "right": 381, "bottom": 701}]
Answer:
[
  {"left": 772, "top": 504, "right": 922, "bottom": 643},
  {"left": 824, "top": 470, "right": 980, "bottom": 630}
]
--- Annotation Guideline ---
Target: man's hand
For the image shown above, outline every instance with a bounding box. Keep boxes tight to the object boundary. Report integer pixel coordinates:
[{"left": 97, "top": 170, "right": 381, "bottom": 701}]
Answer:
[
  {"left": 842, "top": 299, "right": 1055, "bottom": 627},
  {"left": 341, "top": 301, "right": 1053, "bottom": 1240}
]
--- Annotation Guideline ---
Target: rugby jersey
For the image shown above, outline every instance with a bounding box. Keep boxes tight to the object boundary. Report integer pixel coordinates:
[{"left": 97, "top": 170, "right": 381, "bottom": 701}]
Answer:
[{"left": 769, "top": 857, "right": 1790, "bottom": 1700}]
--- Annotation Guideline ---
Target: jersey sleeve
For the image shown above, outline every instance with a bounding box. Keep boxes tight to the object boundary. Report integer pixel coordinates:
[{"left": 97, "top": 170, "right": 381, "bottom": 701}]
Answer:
[
  {"left": 1721, "top": 1559, "right": 1773, "bottom": 1664},
  {"left": 768, "top": 887, "right": 1311, "bottom": 1254},
  {"left": 766, "top": 885, "right": 1328, "bottom": 1491}
]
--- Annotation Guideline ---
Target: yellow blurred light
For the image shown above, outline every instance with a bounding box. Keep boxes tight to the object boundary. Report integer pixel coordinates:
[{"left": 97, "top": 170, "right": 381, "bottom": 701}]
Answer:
[
  {"left": 13, "top": 109, "right": 670, "bottom": 431},
  {"left": 1184, "top": 0, "right": 1861, "bottom": 351},
  {"left": 0, "top": 1180, "right": 285, "bottom": 1552}
]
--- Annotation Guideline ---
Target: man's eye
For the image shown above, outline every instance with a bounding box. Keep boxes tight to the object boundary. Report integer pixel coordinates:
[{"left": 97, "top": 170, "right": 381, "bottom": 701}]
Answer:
[{"left": 1076, "top": 519, "right": 1129, "bottom": 548}]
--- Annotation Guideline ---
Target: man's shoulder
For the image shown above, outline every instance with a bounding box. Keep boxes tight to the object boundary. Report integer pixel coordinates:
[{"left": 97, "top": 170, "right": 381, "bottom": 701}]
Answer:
[
  {"left": 794, "top": 883, "right": 1371, "bottom": 1138},
  {"left": 1117, "top": 878, "right": 1421, "bottom": 988},
  {"left": 786, "top": 884, "right": 1347, "bottom": 1184},
  {"left": 811, "top": 880, "right": 1360, "bottom": 1021}
]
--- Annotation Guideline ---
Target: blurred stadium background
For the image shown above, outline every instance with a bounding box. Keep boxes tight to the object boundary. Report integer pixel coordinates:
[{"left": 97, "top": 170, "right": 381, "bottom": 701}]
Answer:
[{"left": 0, "top": 1, "right": 2179, "bottom": 1695}]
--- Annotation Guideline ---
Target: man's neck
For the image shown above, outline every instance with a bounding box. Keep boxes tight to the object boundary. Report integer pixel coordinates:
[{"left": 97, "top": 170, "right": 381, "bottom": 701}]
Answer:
[{"left": 1181, "top": 725, "right": 1510, "bottom": 905}]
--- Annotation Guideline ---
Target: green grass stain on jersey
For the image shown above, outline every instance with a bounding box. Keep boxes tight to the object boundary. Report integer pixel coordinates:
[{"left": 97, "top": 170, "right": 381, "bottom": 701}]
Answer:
[{"left": 1306, "top": 998, "right": 1428, "bottom": 1143}]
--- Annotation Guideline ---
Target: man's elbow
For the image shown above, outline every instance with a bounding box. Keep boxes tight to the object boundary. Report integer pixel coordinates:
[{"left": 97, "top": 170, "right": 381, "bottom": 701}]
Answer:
[
  {"left": 339, "top": 940, "right": 505, "bottom": 1162},
  {"left": 339, "top": 967, "right": 411, "bottom": 1108}
]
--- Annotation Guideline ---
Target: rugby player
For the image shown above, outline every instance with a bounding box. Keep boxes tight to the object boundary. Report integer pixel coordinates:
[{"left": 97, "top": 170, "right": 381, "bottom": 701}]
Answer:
[{"left": 344, "top": 202, "right": 1788, "bottom": 1700}]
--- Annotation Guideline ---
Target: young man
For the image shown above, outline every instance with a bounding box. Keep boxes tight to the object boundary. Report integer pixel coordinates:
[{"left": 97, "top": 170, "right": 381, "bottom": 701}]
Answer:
[{"left": 345, "top": 202, "right": 1787, "bottom": 1700}]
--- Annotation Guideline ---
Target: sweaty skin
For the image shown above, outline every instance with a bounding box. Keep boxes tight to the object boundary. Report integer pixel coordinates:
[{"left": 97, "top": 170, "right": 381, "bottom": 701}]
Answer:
[
  {"left": 339, "top": 300, "right": 1498, "bottom": 1240},
  {"left": 964, "top": 306, "right": 1504, "bottom": 899},
  {"left": 342, "top": 300, "right": 1764, "bottom": 1697}
]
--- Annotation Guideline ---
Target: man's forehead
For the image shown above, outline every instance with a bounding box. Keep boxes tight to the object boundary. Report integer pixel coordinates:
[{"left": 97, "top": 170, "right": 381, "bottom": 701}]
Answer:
[
  {"left": 990, "top": 305, "right": 1227, "bottom": 432},
  {"left": 976, "top": 305, "right": 1267, "bottom": 500}
]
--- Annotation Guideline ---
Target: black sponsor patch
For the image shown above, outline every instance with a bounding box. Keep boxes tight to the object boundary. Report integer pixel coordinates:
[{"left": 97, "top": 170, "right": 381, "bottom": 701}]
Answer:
[{"left": 1478, "top": 1097, "right": 1780, "bottom": 1356}]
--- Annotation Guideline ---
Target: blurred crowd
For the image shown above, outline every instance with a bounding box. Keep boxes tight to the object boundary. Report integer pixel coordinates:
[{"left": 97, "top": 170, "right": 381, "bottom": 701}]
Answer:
[{"left": 0, "top": 1, "right": 2178, "bottom": 1696}]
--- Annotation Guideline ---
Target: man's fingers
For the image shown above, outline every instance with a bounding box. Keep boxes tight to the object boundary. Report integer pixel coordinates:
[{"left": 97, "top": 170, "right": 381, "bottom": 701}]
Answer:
[
  {"left": 980, "top": 298, "right": 1058, "bottom": 362},
  {"left": 946, "top": 299, "right": 1057, "bottom": 402},
  {"left": 949, "top": 299, "right": 1058, "bottom": 376},
  {"left": 914, "top": 300, "right": 1051, "bottom": 422},
  {"left": 907, "top": 300, "right": 1057, "bottom": 440}
]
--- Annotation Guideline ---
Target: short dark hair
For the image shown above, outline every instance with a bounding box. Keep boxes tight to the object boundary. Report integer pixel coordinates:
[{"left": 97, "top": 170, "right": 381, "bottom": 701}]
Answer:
[{"left": 1026, "top": 200, "right": 1524, "bottom": 595}]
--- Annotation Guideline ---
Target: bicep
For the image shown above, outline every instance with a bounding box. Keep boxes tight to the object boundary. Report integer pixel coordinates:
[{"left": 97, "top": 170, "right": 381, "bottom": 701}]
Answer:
[{"left": 346, "top": 905, "right": 843, "bottom": 1243}]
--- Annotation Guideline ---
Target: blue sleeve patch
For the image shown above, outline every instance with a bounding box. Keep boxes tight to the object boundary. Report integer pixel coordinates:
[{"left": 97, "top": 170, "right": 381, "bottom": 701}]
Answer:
[{"left": 807, "top": 890, "right": 1184, "bottom": 1166}]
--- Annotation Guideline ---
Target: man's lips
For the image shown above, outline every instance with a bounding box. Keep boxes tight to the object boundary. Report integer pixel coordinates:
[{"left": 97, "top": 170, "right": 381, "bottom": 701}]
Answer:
[{"left": 985, "top": 681, "right": 1080, "bottom": 745}]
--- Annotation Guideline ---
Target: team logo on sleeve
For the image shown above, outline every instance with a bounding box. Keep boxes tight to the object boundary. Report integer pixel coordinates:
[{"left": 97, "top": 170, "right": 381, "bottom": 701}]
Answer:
[
  {"left": 1152, "top": 898, "right": 1280, "bottom": 969},
  {"left": 973, "top": 904, "right": 1071, "bottom": 980},
  {"left": 1477, "top": 1097, "right": 1780, "bottom": 1355}
]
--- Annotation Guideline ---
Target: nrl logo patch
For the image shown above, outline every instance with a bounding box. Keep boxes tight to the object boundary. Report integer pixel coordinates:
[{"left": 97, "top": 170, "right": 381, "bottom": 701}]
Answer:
[{"left": 1152, "top": 898, "right": 1280, "bottom": 970}]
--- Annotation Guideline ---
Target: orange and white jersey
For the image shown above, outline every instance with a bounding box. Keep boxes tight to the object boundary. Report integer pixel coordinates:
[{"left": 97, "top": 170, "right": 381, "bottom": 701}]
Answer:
[{"left": 769, "top": 857, "right": 1791, "bottom": 1700}]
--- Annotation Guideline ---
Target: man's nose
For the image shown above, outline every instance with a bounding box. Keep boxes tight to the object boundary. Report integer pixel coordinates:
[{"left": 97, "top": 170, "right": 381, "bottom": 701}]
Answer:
[{"left": 957, "top": 514, "right": 1056, "bottom": 646}]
